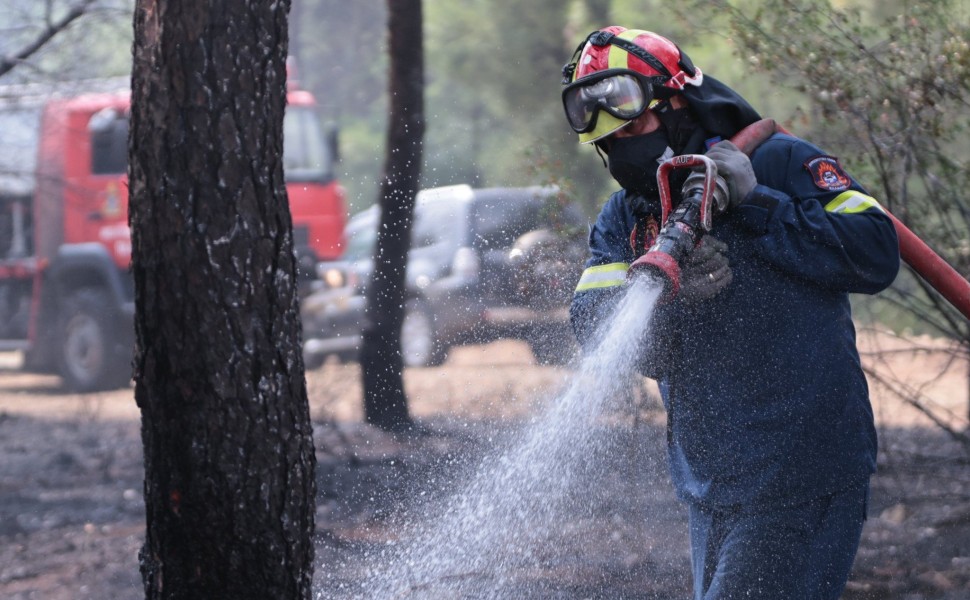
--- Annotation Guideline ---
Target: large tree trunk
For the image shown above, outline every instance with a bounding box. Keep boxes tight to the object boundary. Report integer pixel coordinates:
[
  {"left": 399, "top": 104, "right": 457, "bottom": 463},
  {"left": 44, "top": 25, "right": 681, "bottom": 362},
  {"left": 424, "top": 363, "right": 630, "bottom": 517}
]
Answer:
[
  {"left": 360, "top": 0, "right": 425, "bottom": 431},
  {"left": 129, "top": 1, "right": 316, "bottom": 598}
]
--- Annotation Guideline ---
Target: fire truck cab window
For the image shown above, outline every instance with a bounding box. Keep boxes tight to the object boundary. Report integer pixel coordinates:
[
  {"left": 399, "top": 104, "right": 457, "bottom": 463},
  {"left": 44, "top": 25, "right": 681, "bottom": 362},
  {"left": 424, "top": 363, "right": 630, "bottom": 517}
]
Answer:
[{"left": 89, "top": 108, "right": 128, "bottom": 175}]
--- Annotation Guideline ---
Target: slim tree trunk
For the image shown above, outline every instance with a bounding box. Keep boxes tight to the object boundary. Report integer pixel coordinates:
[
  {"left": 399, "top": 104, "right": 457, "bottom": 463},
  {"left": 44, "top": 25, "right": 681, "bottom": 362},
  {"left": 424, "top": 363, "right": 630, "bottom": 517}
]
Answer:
[
  {"left": 129, "top": 1, "right": 316, "bottom": 597},
  {"left": 360, "top": 0, "right": 425, "bottom": 431}
]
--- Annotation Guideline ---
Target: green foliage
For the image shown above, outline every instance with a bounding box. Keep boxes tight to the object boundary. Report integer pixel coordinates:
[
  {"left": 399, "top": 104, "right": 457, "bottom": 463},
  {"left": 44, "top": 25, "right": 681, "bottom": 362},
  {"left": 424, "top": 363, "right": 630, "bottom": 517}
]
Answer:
[
  {"left": 423, "top": 0, "right": 604, "bottom": 205},
  {"left": 296, "top": 0, "right": 620, "bottom": 216},
  {"left": 521, "top": 143, "right": 591, "bottom": 231},
  {"left": 290, "top": 2, "right": 388, "bottom": 211}
]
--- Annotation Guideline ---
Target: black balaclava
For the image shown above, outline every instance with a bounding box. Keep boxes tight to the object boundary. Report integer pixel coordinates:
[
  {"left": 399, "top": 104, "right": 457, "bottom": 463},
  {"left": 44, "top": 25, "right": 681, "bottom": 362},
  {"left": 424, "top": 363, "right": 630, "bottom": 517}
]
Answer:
[
  {"left": 606, "top": 103, "right": 706, "bottom": 212},
  {"left": 607, "top": 128, "right": 672, "bottom": 199}
]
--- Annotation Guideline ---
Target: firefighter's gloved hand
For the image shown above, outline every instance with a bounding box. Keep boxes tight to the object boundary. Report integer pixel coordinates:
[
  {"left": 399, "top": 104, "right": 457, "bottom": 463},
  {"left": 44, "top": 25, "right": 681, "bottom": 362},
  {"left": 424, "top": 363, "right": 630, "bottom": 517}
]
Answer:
[
  {"left": 679, "top": 236, "right": 732, "bottom": 303},
  {"left": 706, "top": 140, "right": 757, "bottom": 208}
]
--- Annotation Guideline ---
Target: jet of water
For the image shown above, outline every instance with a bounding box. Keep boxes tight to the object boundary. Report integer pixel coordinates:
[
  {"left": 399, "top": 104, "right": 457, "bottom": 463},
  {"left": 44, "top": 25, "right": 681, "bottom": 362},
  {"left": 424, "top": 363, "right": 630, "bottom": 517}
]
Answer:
[{"left": 327, "top": 276, "right": 665, "bottom": 599}]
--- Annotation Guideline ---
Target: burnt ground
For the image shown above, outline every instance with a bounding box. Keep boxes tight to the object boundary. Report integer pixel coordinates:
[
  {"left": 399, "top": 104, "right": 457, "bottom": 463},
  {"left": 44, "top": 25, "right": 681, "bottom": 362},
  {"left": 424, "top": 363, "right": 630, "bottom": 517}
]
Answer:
[{"left": 0, "top": 335, "right": 969, "bottom": 599}]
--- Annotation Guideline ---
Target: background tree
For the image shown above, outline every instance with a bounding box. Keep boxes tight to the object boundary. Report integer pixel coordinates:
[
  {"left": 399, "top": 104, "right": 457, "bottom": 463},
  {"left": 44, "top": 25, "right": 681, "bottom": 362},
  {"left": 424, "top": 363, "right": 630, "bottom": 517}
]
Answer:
[
  {"left": 359, "top": 0, "right": 425, "bottom": 431},
  {"left": 129, "top": 0, "right": 316, "bottom": 597}
]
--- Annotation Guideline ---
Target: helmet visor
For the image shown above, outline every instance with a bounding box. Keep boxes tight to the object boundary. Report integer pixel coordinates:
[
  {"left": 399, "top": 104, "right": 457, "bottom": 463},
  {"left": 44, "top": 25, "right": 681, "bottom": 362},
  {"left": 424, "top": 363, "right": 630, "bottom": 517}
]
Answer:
[{"left": 562, "top": 70, "right": 653, "bottom": 134}]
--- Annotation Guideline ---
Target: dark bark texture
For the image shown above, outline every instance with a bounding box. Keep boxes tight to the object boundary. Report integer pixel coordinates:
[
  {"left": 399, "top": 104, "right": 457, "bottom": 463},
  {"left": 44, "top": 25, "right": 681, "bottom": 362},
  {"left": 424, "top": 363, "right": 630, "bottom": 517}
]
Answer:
[
  {"left": 129, "top": 1, "right": 315, "bottom": 598},
  {"left": 360, "top": 0, "right": 425, "bottom": 431}
]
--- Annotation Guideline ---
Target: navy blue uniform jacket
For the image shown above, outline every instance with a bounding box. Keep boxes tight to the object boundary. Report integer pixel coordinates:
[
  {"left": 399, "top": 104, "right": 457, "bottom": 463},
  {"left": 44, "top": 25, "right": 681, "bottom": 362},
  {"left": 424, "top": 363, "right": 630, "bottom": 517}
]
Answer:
[{"left": 571, "top": 133, "right": 900, "bottom": 508}]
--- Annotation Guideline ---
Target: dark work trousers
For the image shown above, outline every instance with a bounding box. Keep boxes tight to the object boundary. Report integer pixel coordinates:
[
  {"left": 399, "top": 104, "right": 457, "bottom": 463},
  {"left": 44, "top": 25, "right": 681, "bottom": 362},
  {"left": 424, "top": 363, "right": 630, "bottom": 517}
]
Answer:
[{"left": 688, "top": 482, "right": 869, "bottom": 600}]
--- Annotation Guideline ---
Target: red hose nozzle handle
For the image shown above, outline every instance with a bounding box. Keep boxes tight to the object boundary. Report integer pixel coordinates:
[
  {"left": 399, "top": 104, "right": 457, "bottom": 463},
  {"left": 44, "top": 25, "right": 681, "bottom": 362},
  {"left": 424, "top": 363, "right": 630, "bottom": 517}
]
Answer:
[{"left": 656, "top": 154, "right": 721, "bottom": 231}]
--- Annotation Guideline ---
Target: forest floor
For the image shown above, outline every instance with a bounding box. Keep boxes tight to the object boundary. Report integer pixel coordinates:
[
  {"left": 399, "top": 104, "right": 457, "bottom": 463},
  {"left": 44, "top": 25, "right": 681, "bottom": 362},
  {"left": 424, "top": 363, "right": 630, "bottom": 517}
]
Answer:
[{"left": 0, "top": 331, "right": 968, "bottom": 599}]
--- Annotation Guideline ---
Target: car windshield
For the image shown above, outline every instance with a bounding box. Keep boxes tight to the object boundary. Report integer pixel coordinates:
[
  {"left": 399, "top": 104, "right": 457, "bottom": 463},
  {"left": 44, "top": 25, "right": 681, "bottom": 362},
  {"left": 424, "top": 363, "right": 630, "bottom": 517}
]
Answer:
[
  {"left": 341, "top": 197, "right": 469, "bottom": 262},
  {"left": 342, "top": 211, "right": 377, "bottom": 261},
  {"left": 411, "top": 199, "right": 467, "bottom": 250},
  {"left": 471, "top": 190, "right": 578, "bottom": 249}
]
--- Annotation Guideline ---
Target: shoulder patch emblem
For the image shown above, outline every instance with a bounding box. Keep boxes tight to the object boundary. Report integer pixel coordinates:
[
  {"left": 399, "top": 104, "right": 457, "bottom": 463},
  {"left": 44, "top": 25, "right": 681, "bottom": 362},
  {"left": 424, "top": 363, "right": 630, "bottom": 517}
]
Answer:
[{"left": 804, "top": 156, "right": 851, "bottom": 191}]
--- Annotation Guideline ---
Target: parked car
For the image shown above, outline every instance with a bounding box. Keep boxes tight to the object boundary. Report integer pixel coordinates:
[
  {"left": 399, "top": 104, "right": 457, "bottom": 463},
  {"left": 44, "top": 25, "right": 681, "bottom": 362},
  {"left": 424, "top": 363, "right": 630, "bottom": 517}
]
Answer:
[{"left": 301, "top": 184, "right": 588, "bottom": 368}]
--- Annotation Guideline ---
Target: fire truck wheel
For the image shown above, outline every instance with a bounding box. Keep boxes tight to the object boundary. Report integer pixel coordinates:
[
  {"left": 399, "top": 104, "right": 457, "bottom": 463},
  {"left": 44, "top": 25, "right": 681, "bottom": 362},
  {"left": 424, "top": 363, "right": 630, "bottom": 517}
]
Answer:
[{"left": 58, "top": 289, "right": 132, "bottom": 393}]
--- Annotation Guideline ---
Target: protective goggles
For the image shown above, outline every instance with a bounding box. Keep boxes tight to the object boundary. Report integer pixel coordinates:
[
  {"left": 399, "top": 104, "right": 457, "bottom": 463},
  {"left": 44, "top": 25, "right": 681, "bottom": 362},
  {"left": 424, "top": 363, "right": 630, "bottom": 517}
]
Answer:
[{"left": 562, "top": 69, "right": 663, "bottom": 134}]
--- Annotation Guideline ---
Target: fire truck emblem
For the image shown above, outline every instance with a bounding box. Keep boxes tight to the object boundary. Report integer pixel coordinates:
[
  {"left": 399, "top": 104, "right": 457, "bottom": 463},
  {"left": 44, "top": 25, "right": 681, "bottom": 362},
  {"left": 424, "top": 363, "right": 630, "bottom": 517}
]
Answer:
[
  {"left": 805, "top": 155, "right": 851, "bottom": 191},
  {"left": 101, "top": 181, "right": 121, "bottom": 217}
]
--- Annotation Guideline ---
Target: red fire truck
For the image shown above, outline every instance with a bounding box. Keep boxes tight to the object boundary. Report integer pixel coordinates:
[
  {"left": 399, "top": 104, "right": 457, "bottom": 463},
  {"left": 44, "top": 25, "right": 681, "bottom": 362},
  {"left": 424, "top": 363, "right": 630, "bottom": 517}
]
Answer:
[{"left": 0, "top": 77, "right": 346, "bottom": 391}]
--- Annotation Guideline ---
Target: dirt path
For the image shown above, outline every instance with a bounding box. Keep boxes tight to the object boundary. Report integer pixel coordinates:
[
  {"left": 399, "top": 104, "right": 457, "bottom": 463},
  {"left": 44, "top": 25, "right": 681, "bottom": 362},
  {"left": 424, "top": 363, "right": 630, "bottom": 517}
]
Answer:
[{"left": 0, "top": 336, "right": 968, "bottom": 599}]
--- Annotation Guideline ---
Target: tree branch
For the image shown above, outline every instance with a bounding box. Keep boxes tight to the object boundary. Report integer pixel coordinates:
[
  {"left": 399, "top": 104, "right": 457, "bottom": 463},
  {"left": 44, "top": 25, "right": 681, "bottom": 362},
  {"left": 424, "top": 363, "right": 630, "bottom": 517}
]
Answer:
[{"left": 0, "top": 0, "right": 96, "bottom": 79}]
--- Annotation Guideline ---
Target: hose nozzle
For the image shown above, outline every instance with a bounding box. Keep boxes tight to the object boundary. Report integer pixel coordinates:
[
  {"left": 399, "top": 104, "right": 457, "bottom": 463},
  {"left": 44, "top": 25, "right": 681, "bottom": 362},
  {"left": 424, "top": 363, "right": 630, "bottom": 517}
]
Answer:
[
  {"left": 628, "top": 154, "right": 727, "bottom": 302},
  {"left": 629, "top": 249, "right": 682, "bottom": 300},
  {"left": 628, "top": 200, "right": 701, "bottom": 301}
]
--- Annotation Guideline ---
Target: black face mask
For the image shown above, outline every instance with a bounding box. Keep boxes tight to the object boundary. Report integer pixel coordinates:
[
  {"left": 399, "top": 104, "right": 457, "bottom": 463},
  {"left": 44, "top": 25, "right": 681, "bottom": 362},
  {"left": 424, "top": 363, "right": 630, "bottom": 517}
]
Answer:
[
  {"left": 607, "top": 129, "right": 672, "bottom": 199},
  {"left": 656, "top": 105, "right": 699, "bottom": 154}
]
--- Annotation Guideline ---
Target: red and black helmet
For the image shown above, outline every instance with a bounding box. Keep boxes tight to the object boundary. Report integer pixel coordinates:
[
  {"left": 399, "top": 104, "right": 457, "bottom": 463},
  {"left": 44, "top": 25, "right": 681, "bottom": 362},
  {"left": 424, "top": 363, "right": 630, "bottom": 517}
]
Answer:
[{"left": 562, "top": 27, "right": 703, "bottom": 143}]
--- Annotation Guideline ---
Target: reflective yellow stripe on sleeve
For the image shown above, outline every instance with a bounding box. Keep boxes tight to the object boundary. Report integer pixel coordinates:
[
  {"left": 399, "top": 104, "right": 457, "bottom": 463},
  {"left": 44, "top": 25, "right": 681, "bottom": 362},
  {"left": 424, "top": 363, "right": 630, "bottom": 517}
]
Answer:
[
  {"left": 824, "top": 191, "right": 883, "bottom": 214},
  {"left": 574, "top": 262, "right": 629, "bottom": 292}
]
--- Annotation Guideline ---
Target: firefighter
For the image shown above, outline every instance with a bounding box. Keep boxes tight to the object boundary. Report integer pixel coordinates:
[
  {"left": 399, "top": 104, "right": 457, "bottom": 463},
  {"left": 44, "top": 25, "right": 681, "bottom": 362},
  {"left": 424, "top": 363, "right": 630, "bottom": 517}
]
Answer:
[{"left": 564, "top": 27, "right": 900, "bottom": 599}]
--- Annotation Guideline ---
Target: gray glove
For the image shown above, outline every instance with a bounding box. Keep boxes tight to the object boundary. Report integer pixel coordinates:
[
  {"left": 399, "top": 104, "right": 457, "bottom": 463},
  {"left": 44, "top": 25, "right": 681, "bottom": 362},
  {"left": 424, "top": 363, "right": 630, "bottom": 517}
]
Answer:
[
  {"left": 679, "top": 235, "right": 732, "bottom": 303},
  {"left": 706, "top": 140, "right": 757, "bottom": 208}
]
